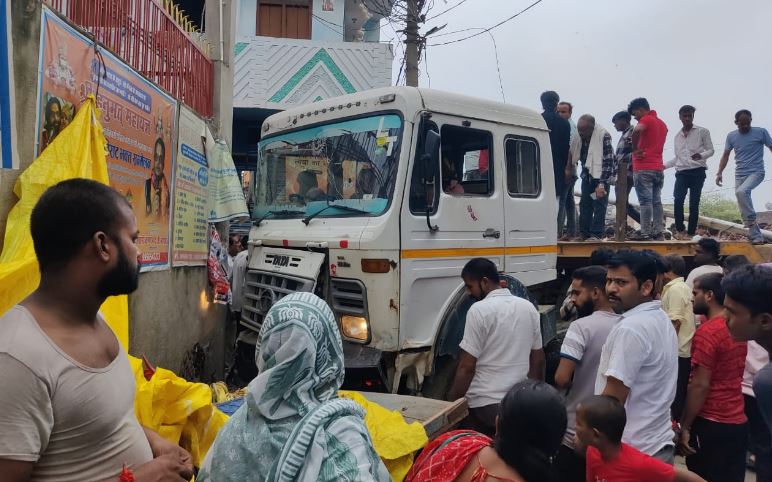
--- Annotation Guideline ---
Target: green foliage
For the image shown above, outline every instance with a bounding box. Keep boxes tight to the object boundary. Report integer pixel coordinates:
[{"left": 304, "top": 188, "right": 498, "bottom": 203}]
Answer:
[{"left": 697, "top": 193, "right": 742, "bottom": 223}]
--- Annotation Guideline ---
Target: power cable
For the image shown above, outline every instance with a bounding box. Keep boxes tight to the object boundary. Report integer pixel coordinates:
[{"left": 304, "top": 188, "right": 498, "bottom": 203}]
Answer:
[
  {"left": 428, "top": 0, "right": 544, "bottom": 46},
  {"left": 426, "top": 0, "right": 472, "bottom": 21}
]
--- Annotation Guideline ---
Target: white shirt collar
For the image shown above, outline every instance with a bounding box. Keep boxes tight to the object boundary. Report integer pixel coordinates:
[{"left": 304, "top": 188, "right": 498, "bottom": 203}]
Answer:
[{"left": 621, "top": 300, "right": 662, "bottom": 319}]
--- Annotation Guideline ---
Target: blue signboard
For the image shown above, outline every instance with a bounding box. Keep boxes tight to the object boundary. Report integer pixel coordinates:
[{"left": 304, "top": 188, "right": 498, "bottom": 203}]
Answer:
[{"left": 0, "top": 0, "right": 16, "bottom": 169}]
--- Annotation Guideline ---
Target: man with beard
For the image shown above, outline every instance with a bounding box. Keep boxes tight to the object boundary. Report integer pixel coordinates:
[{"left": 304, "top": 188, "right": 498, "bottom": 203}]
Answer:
[
  {"left": 596, "top": 250, "right": 678, "bottom": 462},
  {"left": 554, "top": 266, "right": 620, "bottom": 482},
  {"left": 449, "top": 258, "right": 545, "bottom": 436},
  {"left": 0, "top": 179, "right": 193, "bottom": 481},
  {"left": 677, "top": 273, "right": 747, "bottom": 482}
]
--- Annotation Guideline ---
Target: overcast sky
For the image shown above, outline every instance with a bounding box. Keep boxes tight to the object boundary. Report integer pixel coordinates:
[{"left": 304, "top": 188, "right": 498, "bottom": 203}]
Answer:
[{"left": 386, "top": 0, "right": 772, "bottom": 209}]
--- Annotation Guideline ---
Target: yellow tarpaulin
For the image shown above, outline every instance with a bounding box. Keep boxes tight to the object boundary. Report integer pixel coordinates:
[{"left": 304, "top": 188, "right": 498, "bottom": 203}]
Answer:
[
  {"left": 0, "top": 95, "right": 226, "bottom": 469},
  {"left": 0, "top": 95, "right": 128, "bottom": 347},
  {"left": 340, "top": 390, "right": 429, "bottom": 482},
  {"left": 129, "top": 356, "right": 229, "bottom": 468}
]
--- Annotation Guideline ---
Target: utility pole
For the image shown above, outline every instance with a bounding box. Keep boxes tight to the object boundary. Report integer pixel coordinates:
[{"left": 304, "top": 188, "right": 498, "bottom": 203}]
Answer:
[
  {"left": 404, "top": 0, "right": 424, "bottom": 87},
  {"left": 615, "top": 161, "right": 629, "bottom": 241}
]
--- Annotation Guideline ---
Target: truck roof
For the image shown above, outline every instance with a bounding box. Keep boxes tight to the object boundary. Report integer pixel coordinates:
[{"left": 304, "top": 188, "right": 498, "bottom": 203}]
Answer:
[{"left": 262, "top": 86, "right": 548, "bottom": 136}]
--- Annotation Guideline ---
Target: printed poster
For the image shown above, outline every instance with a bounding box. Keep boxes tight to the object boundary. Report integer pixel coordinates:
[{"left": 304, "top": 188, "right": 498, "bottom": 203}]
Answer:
[
  {"left": 172, "top": 106, "right": 208, "bottom": 266},
  {"left": 285, "top": 156, "right": 330, "bottom": 200},
  {"left": 36, "top": 8, "right": 177, "bottom": 271},
  {"left": 0, "top": 0, "right": 17, "bottom": 169},
  {"left": 206, "top": 128, "right": 249, "bottom": 222}
]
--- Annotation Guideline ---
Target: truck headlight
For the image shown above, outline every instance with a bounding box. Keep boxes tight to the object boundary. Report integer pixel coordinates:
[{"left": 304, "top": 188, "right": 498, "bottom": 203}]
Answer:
[{"left": 341, "top": 315, "right": 369, "bottom": 342}]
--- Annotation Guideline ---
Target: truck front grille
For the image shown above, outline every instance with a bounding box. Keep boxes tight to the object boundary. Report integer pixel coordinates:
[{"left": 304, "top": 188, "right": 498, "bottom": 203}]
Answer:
[{"left": 240, "top": 270, "right": 315, "bottom": 333}]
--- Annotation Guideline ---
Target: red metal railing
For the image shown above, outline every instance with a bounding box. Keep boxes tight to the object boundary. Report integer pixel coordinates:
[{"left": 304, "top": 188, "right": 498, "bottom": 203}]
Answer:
[{"left": 46, "top": 0, "right": 213, "bottom": 118}]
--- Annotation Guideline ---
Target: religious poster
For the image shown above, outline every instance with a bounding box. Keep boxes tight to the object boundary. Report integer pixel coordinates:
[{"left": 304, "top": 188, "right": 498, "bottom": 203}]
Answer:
[
  {"left": 284, "top": 156, "right": 330, "bottom": 201},
  {"left": 36, "top": 8, "right": 177, "bottom": 271},
  {"left": 172, "top": 106, "right": 208, "bottom": 267},
  {"left": 0, "top": 0, "right": 17, "bottom": 169}
]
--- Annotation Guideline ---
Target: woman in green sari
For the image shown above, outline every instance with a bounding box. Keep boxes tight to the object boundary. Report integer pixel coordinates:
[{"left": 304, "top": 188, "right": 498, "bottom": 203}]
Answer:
[{"left": 198, "top": 292, "right": 390, "bottom": 481}]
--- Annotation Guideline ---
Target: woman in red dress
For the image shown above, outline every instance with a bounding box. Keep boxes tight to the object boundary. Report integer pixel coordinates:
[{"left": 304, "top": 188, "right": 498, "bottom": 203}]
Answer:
[{"left": 406, "top": 380, "right": 566, "bottom": 482}]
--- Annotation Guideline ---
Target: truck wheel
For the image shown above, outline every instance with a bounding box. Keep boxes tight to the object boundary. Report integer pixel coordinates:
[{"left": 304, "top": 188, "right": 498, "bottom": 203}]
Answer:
[{"left": 421, "top": 355, "right": 458, "bottom": 401}]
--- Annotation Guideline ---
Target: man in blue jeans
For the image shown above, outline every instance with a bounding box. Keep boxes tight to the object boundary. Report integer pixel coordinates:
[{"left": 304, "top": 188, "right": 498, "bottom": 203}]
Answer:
[
  {"left": 628, "top": 98, "right": 668, "bottom": 241},
  {"left": 567, "top": 115, "right": 615, "bottom": 240},
  {"left": 716, "top": 110, "right": 772, "bottom": 244}
]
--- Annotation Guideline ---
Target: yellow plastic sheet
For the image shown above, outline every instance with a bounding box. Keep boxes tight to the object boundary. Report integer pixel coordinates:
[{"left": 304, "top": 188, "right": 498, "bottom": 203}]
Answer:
[
  {"left": 340, "top": 390, "right": 429, "bottom": 482},
  {"left": 129, "top": 356, "right": 229, "bottom": 468},
  {"left": 0, "top": 96, "right": 128, "bottom": 347}
]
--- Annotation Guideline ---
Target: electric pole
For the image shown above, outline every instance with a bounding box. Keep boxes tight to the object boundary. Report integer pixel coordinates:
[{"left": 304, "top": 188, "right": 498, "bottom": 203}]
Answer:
[{"left": 404, "top": 0, "right": 424, "bottom": 87}]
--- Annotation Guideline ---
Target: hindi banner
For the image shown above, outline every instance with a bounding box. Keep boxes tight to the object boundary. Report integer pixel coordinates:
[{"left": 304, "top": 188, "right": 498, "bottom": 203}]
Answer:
[
  {"left": 172, "top": 106, "right": 208, "bottom": 267},
  {"left": 36, "top": 8, "right": 177, "bottom": 271}
]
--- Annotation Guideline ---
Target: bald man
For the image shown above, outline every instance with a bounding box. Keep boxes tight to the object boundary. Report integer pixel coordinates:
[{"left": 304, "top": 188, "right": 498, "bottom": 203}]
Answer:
[{"left": 567, "top": 115, "right": 616, "bottom": 240}]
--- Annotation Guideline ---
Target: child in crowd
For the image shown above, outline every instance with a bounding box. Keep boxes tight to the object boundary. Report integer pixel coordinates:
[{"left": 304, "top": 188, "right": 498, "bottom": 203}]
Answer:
[{"left": 575, "top": 395, "right": 706, "bottom": 482}]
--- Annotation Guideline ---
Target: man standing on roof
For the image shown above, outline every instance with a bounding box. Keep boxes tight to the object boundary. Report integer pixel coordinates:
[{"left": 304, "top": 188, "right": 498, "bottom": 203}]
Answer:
[
  {"left": 540, "top": 91, "right": 571, "bottom": 236},
  {"left": 628, "top": 98, "right": 668, "bottom": 241},
  {"left": 567, "top": 115, "right": 616, "bottom": 240},
  {"left": 558, "top": 101, "right": 578, "bottom": 240},
  {"left": 716, "top": 110, "right": 772, "bottom": 244},
  {"left": 665, "top": 105, "right": 714, "bottom": 239}
]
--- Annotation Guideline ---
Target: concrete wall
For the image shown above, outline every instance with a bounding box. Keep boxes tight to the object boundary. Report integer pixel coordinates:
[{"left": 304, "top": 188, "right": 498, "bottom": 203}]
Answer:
[
  {"left": 129, "top": 268, "right": 226, "bottom": 381},
  {"left": 1, "top": 1, "right": 233, "bottom": 381},
  {"left": 312, "top": 0, "right": 345, "bottom": 42},
  {"left": 0, "top": 1, "right": 42, "bottom": 241}
]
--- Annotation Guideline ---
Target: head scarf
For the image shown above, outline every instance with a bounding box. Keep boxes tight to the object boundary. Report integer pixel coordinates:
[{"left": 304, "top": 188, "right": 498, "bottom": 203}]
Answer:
[{"left": 198, "top": 292, "right": 389, "bottom": 482}]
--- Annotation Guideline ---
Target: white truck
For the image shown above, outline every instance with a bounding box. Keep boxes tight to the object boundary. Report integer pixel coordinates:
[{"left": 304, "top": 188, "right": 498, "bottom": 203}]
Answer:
[{"left": 241, "top": 86, "right": 558, "bottom": 395}]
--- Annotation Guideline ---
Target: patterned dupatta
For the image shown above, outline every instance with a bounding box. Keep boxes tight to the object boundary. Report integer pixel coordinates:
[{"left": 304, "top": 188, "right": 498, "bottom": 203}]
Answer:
[{"left": 198, "top": 292, "right": 389, "bottom": 481}]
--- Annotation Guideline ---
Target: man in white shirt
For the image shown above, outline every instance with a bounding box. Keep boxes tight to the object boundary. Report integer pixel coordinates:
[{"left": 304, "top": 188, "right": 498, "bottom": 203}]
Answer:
[
  {"left": 685, "top": 238, "right": 723, "bottom": 288},
  {"left": 596, "top": 250, "right": 678, "bottom": 462},
  {"left": 554, "top": 266, "right": 620, "bottom": 482},
  {"left": 665, "top": 106, "right": 715, "bottom": 238},
  {"left": 449, "top": 258, "right": 545, "bottom": 436}
]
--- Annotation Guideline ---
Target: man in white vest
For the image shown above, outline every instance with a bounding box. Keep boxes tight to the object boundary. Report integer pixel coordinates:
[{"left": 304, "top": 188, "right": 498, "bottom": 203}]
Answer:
[{"left": 566, "top": 115, "right": 617, "bottom": 240}]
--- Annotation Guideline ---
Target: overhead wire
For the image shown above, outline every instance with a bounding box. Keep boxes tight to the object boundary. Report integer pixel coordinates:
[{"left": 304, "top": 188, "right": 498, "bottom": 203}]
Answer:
[
  {"left": 425, "top": 0, "right": 472, "bottom": 21},
  {"left": 428, "top": 0, "right": 544, "bottom": 46}
]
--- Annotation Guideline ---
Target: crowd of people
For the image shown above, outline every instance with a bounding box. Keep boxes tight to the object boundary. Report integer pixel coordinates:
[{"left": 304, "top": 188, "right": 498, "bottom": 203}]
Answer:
[
  {"left": 444, "top": 246, "right": 772, "bottom": 482},
  {"left": 3, "top": 178, "right": 772, "bottom": 482},
  {"left": 541, "top": 91, "right": 772, "bottom": 244}
]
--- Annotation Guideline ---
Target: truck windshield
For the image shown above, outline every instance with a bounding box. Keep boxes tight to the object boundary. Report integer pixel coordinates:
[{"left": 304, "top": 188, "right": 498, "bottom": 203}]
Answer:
[{"left": 254, "top": 114, "right": 403, "bottom": 220}]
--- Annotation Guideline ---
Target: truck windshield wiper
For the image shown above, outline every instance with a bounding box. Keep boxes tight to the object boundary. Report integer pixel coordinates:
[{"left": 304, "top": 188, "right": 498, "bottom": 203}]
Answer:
[
  {"left": 302, "top": 203, "right": 370, "bottom": 225},
  {"left": 254, "top": 209, "right": 304, "bottom": 226}
]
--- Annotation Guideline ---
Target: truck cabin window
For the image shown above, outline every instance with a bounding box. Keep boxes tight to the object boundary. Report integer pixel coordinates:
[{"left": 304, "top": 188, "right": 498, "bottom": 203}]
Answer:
[
  {"left": 254, "top": 114, "right": 403, "bottom": 220},
  {"left": 505, "top": 137, "right": 541, "bottom": 197},
  {"left": 440, "top": 125, "right": 493, "bottom": 196}
]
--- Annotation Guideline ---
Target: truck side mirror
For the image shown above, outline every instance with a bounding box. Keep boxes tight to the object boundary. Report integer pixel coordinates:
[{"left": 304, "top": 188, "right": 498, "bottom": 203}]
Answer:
[
  {"left": 422, "top": 129, "right": 441, "bottom": 167},
  {"left": 421, "top": 129, "right": 440, "bottom": 232}
]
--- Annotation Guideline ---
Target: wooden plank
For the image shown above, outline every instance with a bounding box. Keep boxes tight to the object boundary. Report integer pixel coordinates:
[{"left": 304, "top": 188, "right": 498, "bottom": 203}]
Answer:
[
  {"left": 557, "top": 240, "right": 770, "bottom": 263},
  {"left": 360, "top": 393, "right": 469, "bottom": 439}
]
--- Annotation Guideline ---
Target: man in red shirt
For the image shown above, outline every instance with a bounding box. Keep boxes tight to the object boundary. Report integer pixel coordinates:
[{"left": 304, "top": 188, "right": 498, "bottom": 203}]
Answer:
[
  {"left": 629, "top": 97, "right": 668, "bottom": 240},
  {"left": 576, "top": 395, "right": 705, "bottom": 482},
  {"left": 677, "top": 273, "right": 748, "bottom": 482}
]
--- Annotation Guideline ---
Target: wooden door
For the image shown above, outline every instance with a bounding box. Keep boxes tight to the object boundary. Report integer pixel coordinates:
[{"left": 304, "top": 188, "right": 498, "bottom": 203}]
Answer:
[{"left": 257, "top": 1, "right": 311, "bottom": 39}]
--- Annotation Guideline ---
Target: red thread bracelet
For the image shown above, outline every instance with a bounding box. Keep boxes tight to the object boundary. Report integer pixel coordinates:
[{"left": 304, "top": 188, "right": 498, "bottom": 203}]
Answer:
[{"left": 119, "top": 464, "right": 135, "bottom": 482}]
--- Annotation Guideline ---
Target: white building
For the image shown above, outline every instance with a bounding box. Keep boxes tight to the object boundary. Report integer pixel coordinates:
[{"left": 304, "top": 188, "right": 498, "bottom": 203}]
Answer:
[{"left": 231, "top": 0, "right": 395, "bottom": 172}]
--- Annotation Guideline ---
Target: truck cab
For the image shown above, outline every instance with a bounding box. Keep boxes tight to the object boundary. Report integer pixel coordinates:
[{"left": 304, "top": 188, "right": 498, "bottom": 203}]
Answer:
[{"left": 242, "top": 86, "right": 557, "bottom": 393}]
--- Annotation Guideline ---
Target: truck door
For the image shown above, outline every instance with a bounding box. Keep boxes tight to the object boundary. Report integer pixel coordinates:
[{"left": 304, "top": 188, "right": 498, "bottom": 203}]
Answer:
[
  {"left": 399, "top": 117, "right": 506, "bottom": 348},
  {"left": 502, "top": 132, "right": 557, "bottom": 285}
]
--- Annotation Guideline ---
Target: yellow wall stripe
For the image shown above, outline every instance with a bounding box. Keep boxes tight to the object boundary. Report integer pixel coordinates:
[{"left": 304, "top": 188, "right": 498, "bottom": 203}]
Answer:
[{"left": 401, "top": 245, "right": 557, "bottom": 259}]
